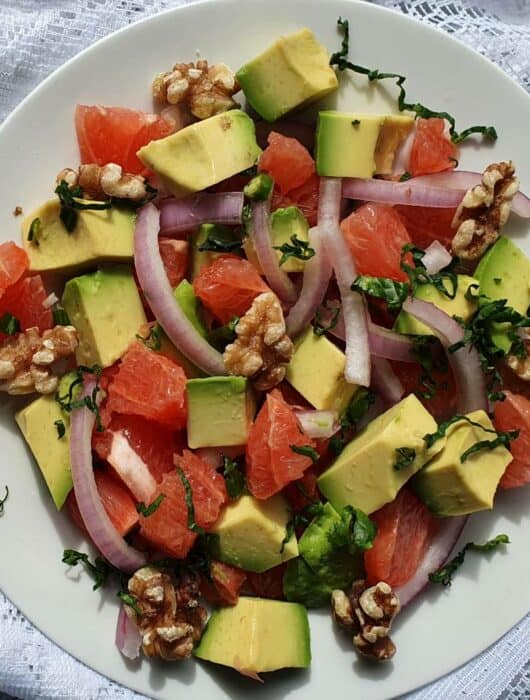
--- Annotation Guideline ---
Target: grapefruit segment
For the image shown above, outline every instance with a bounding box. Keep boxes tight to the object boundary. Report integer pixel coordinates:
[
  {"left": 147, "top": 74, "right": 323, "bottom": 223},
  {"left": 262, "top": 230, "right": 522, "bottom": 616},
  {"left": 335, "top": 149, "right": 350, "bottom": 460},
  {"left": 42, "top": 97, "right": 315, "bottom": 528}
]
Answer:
[
  {"left": 0, "top": 274, "right": 53, "bottom": 333},
  {"left": 0, "top": 242, "right": 29, "bottom": 299},
  {"left": 494, "top": 391, "right": 530, "bottom": 489},
  {"left": 259, "top": 132, "right": 316, "bottom": 195},
  {"left": 409, "top": 118, "right": 457, "bottom": 177},
  {"left": 159, "top": 238, "right": 189, "bottom": 288}
]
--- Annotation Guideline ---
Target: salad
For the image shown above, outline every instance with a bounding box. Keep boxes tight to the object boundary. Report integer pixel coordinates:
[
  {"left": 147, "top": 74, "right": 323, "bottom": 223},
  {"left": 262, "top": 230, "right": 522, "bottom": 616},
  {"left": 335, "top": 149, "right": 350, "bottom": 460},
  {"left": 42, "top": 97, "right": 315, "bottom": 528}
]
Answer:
[{"left": 2, "top": 16, "right": 530, "bottom": 678}]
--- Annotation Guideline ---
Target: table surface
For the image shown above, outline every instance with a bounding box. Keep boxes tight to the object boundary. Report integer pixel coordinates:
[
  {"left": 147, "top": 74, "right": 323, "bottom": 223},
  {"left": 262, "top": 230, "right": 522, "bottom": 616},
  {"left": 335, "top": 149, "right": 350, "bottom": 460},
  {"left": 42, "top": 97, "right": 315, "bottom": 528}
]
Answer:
[{"left": 0, "top": 1, "right": 529, "bottom": 699}]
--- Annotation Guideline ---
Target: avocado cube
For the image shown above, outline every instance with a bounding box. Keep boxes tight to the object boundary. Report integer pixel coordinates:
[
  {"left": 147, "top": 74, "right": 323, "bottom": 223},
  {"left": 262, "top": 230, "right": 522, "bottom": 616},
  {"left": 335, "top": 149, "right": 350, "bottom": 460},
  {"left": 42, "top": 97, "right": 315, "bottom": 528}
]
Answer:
[
  {"left": 285, "top": 328, "right": 358, "bottom": 413},
  {"left": 318, "top": 394, "right": 443, "bottom": 514},
  {"left": 236, "top": 28, "right": 338, "bottom": 123},
  {"left": 210, "top": 493, "right": 299, "bottom": 572},
  {"left": 190, "top": 223, "right": 241, "bottom": 280},
  {"left": 16, "top": 395, "right": 72, "bottom": 509},
  {"left": 414, "top": 410, "right": 512, "bottom": 516},
  {"left": 62, "top": 265, "right": 147, "bottom": 368},
  {"left": 194, "top": 597, "right": 311, "bottom": 672},
  {"left": 474, "top": 237, "right": 530, "bottom": 353},
  {"left": 394, "top": 275, "right": 479, "bottom": 336},
  {"left": 284, "top": 503, "right": 362, "bottom": 607},
  {"left": 138, "top": 110, "right": 261, "bottom": 199},
  {"left": 186, "top": 376, "right": 255, "bottom": 448},
  {"left": 173, "top": 280, "right": 207, "bottom": 338},
  {"left": 22, "top": 200, "right": 136, "bottom": 274}
]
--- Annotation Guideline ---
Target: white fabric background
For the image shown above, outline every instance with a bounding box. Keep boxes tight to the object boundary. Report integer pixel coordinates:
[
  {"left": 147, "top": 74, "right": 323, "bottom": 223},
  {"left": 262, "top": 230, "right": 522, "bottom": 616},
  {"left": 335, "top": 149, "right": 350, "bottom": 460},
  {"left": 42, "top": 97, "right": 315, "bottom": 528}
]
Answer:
[{"left": 0, "top": 1, "right": 529, "bottom": 698}]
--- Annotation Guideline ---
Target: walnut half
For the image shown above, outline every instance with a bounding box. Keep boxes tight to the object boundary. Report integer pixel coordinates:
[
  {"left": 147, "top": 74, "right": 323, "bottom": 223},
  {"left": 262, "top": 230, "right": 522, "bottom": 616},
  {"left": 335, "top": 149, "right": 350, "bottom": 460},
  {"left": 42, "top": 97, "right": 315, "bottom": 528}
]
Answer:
[
  {"left": 127, "top": 566, "right": 207, "bottom": 661},
  {"left": 331, "top": 580, "right": 400, "bottom": 661},
  {"left": 223, "top": 292, "right": 294, "bottom": 391},
  {"left": 0, "top": 325, "right": 78, "bottom": 395},
  {"left": 152, "top": 59, "right": 240, "bottom": 120},
  {"left": 451, "top": 161, "right": 519, "bottom": 261},
  {"left": 57, "top": 163, "right": 149, "bottom": 203}
]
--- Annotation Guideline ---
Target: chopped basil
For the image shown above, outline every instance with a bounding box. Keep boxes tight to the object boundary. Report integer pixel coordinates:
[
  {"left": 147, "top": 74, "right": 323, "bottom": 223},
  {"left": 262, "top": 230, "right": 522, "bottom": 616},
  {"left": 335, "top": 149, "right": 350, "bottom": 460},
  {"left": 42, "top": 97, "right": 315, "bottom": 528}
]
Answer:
[
  {"left": 197, "top": 235, "right": 243, "bottom": 254},
  {"left": 330, "top": 17, "right": 497, "bottom": 144},
  {"left": 176, "top": 467, "right": 205, "bottom": 534},
  {"left": 493, "top": 277, "right": 502, "bottom": 285},
  {"left": 394, "top": 447, "right": 416, "bottom": 470},
  {"left": 137, "top": 324, "right": 162, "bottom": 351},
  {"left": 330, "top": 388, "right": 375, "bottom": 455},
  {"left": 222, "top": 456, "right": 246, "bottom": 500},
  {"left": 136, "top": 493, "right": 165, "bottom": 517},
  {"left": 351, "top": 275, "right": 409, "bottom": 310},
  {"left": 328, "top": 505, "right": 377, "bottom": 552},
  {"left": 0, "top": 312, "right": 20, "bottom": 335},
  {"left": 27, "top": 217, "right": 42, "bottom": 246},
  {"left": 401, "top": 244, "right": 458, "bottom": 300},
  {"left": 351, "top": 119, "right": 361, "bottom": 127},
  {"left": 428, "top": 534, "right": 510, "bottom": 586},
  {"left": 54, "top": 419, "right": 66, "bottom": 439},
  {"left": 117, "top": 591, "right": 142, "bottom": 616},
  {"left": 53, "top": 305, "right": 71, "bottom": 326},
  {"left": 460, "top": 431, "right": 519, "bottom": 463},
  {"left": 399, "top": 171, "right": 412, "bottom": 182},
  {"left": 62, "top": 549, "right": 114, "bottom": 591},
  {"left": 281, "top": 500, "right": 324, "bottom": 553},
  {"left": 273, "top": 234, "right": 315, "bottom": 267},
  {"left": 290, "top": 444, "right": 320, "bottom": 463},
  {"left": 55, "top": 364, "right": 104, "bottom": 432},
  {"left": 55, "top": 180, "right": 112, "bottom": 233},
  {"left": 313, "top": 300, "right": 341, "bottom": 336},
  {"left": 0, "top": 485, "right": 8, "bottom": 516}
]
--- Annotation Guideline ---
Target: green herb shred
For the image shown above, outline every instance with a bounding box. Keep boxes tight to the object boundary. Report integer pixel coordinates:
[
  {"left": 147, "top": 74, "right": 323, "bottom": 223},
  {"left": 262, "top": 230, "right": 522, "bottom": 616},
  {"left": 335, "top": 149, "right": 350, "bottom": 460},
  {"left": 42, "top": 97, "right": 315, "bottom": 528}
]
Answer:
[
  {"left": 53, "top": 305, "right": 71, "bottom": 326},
  {"left": 273, "top": 234, "right": 315, "bottom": 267},
  {"left": 423, "top": 415, "right": 518, "bottom": 462},
  {"left": 399, "top": 171, "right": 412, "bottom": 182},
  {"left": 330, "top": 17, "right": 497, "bottom": 144},
  {"left": 394, "top": 447, "right": 416, "bottom": 471},
  {"left": 27, "top": 217, "right": 42, "bottom": 246},
  {"left": 55, "top": 364, "right": 104, "bottom": 432},
  {"left": 137, "top": 323, "right": 162, "bottom": 351},
  {"left": 197, "top": 235, "right": 243, "bottom": 254},
  {"left": 328, "top": 505, "right": 377, "bottom": 552},
  {"left": 176, "top": 467, "right": 205, "bottom": 534},
  {"left": 136, "top": 493, "right": 165, "bottom": 517},
  {"left": 62, "top": 549, "right": 114, "bottom": 591},
  {"left": 0, "top": 312, "right": 20, "bottom": 336},
  {"left": 351, "top": 275, "right": 409, "bottom": 310},
  {"left": 222, "top": 456, "right": 246, "bottom": 500},
  {"left": 290, "top": 444, "right": 320, "bottom": 463},
  {"left": 313, "top": 300, "right": 341, "bottom": 336},
  {"left": 55, "top": 180, "right": 112, "bottom": 233},
  {"left": 428, "top": 534, "right": 510, "bottom": 586},
  {"left": 117, "top": 591, "right": 142, "bottom": 616},
  {"left": 54, "top": 419, "right": 66, "bottom": 439},
  {"left": 0, "top": 485, "right": 8, "bottom": 516}
]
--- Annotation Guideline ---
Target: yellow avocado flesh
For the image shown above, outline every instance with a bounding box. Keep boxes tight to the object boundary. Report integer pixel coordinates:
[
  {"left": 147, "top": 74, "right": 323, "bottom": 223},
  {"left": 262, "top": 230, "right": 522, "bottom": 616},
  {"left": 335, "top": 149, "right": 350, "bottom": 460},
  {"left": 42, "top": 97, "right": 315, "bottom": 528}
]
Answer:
[
  {"left": 244, "top": 206, "right": 310, "bottom": 274},
  {"left": 16, "top": 395, "right": 72, "bottom": 509},
  {"left": 236, "top": 28, "right": 338, "bottom": 123},
  {"left": 413, "top": 410, "right": 512, "bottom": 516},
  {"left": 22, "top": 199, "right": 135, "bottom": 274},
  {"left": 62, "top": 265, "right": 146, "bottom": 368},
  {"left": 186, "top": 376, "right": 255, "bottom": 448},
  {"left": 194, "top": 597, "right": 311, "bottom": 672},
  {"left": 210, "top": 493, "right": 298, "bottom": 572},
  {"left": 395, "top": 275, "right": 479, "bottom": 336},
  {"left": 137, "top": 110, "right": 261, "bottom": 198},
  {"left": 316, "top": 111, "right": 414, "bottom": 178},
  {"left": 474, "top": 236, "right": 530, "bottom": 353},
  {"left": 318, "top": 394, "right": 443, "bottom": 514},
  {"left": 285, "top": 328, "right": 358, "bottom": 413}
]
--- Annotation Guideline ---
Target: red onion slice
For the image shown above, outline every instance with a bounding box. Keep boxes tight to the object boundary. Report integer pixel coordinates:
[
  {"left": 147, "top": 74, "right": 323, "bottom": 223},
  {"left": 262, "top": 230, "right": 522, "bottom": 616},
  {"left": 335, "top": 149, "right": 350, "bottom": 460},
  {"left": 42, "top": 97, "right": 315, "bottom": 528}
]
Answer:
[
  {"left": 368, "top": 323, "right": 415, "bottom": 362},
  {"left": 251, "top": 199, "right": 298, "bottom": 304},
  {"left": 396, "top": 516, "right": 468, "bottom": 607},
  {"left": 70, "top": 379, "right": 147, "bottom": 573},
  {"left": 107, "top": 431, "right": 157, "bottom": 503},
  {"left": 159, "top": 193, "right": 245, "bottom": 235},
  {"left": 371, "top": 357, "right": 405, "bottom": 405},
  {"left": 285, "top": 226, "right": 332, "bottom": 337},
  {"left": 42, "top": 292, "right": 59, "bottom": 309},
  {"left": 134, "top": 203, "right": 226, "bottom": 376},
  {"left": 402, "top": 297, "right": 487, "bottom": 413},
  {"left": 343, "top": 171, "right": 530, "bottom": 218},
  {"left": 160, "top": 104, "right": 195, "bottom": 133},
  {"left": 116, "top": 605, "right": 142, "bottom": 660},
  {"left": 320, "top": 177, "right": 370, "bottom": 387},
  {"left": 294, "top": 409, "right": 340, "bottom": 439},
  {"left": 422, "top": 240, "right": 452, "bottom": 274}
]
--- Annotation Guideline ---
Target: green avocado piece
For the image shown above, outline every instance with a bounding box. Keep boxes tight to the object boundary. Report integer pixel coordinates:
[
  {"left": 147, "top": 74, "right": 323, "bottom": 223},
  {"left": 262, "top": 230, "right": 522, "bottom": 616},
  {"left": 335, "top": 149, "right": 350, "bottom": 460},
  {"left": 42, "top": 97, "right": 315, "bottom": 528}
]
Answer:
[
  {"left": 15, "top": 373, "right": 78, "bottom": 509},
  {"left": 394, "top": 275, "right": 479, "bottom": 336},
  {"left": 474, "top": 236, "right": 530, "bottom": 353},
  {"left": 194, "top": 596, "right": 311, "bottom": 672},
  {"left": 318, "top": 394, "right": 443, "bottom": 514},
  {"left": 210, "top": 493, "right": 299, "bottom": 573},
  {"left": 173, "top": 280, "right": 207, "bottom": 338},
  {"left": 283, "top": 557, "right": 332, "bottom": 608},
  {"left": 22, "top": 199, "right": 136, "bottom": 274},
  {"left": 236, "top": 28, "right": 338, "bottom": 123},
  {"left": 62, "top": 265, "right": 147, "bottom": 368},
  {"left": 186, "top": 376, "right": 255, "bottom": 448},
  {"left": 413, "top": 410, "right": 513, "bottom": 516},
  {"left": 190, "top": 223, "right": 242, "bottom": 280},
  {"left": 244, "top": 173, "right": 274, "bottom": 202},
  {"left": 137, "top": 110, "right": 261, "bottom": 198}
]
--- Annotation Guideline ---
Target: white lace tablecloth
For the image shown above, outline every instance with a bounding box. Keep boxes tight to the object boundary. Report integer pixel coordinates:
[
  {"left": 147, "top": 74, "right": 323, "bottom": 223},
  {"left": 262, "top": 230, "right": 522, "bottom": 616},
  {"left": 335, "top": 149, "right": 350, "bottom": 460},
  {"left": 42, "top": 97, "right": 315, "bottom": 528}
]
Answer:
[{"left": 0, "top": 1, "right": 529, "bottom": 698}]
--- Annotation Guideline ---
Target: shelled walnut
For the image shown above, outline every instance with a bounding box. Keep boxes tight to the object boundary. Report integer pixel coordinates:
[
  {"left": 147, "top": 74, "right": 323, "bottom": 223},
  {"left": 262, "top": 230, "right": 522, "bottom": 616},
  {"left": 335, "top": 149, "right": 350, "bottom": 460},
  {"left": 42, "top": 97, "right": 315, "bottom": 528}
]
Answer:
[
  {"left": 331, "top": 580, "right": 400, "bottom": 661},
  {"left": 0, "top": 325, "right": 78, "bottom": 395},
  {"left": 126, "top": 566, "right": 207, "bottom": 661},
  {"left": 56, "top": 163, "right": 149, "bottom": 202},
  {"left": 223, "top": 292, "right": 294, "bottom": 391},
  {"left": 451, "top": 161, "right": 519, "bottom": 260},
  {"left": 152, "top": 60, "right": 239, "bottom": 120}
]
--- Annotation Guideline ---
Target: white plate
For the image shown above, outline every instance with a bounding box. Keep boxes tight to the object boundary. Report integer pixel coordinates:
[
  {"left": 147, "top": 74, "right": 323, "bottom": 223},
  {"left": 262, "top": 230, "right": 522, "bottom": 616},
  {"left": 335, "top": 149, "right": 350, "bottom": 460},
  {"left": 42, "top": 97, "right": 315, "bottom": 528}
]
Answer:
[{"left": 0, "top": 1, "right": 529, "bottom": 698}]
